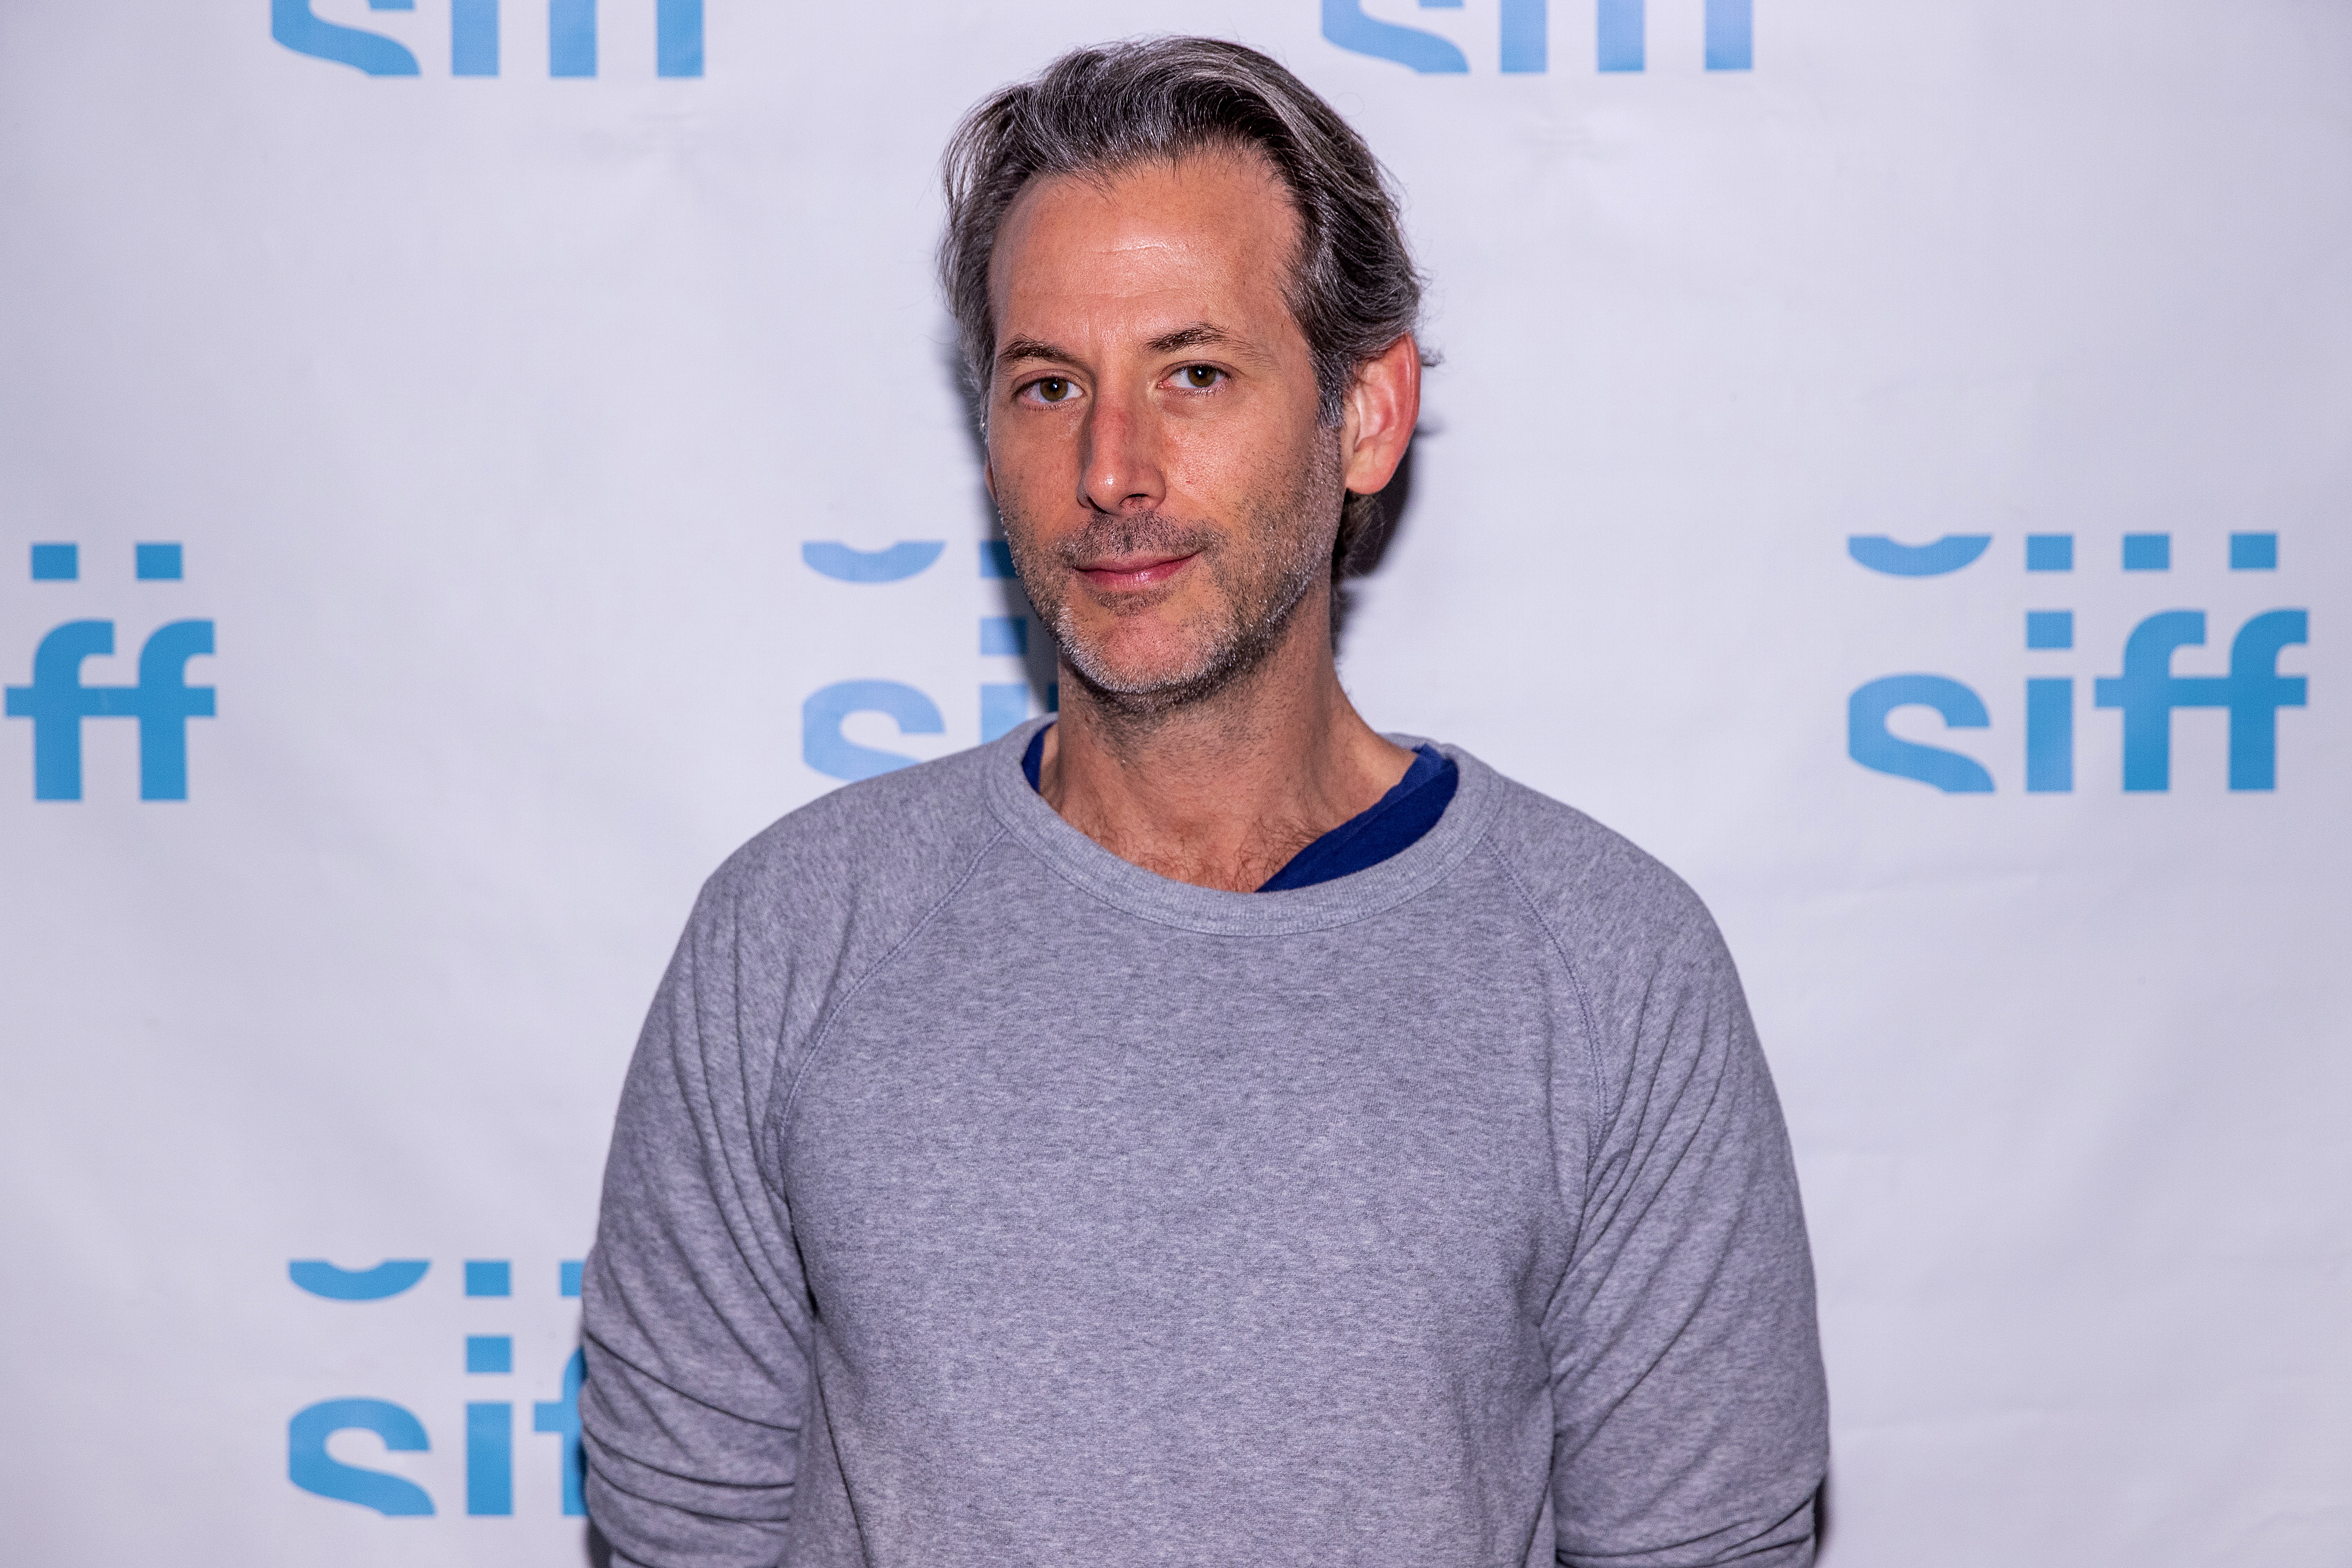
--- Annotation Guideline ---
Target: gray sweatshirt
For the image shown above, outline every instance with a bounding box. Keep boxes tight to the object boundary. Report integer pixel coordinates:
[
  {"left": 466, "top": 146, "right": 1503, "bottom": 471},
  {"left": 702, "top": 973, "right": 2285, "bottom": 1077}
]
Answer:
[{"left": 581, "top": 722, "right": 1827, "bottom": 1568}]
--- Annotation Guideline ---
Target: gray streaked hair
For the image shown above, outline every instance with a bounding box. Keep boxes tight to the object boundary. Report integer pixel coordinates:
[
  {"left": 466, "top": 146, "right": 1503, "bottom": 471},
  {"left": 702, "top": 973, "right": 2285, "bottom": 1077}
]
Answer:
[{"left": 939, "top": 36, "right": 1429, "bottom": 584}]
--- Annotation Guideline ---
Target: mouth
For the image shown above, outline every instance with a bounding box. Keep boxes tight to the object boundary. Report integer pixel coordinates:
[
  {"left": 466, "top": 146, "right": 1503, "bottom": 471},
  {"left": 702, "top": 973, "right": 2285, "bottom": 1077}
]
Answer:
[{"left": 1073, "top": 552, "right": 1199, "bottom": 592}]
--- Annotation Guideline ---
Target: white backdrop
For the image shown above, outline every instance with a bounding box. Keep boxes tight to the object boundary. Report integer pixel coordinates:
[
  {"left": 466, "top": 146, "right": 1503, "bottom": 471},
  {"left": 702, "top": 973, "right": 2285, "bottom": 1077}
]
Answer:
[{"left": 1, "top": 1, "right": 2344, "bottom": 1564}]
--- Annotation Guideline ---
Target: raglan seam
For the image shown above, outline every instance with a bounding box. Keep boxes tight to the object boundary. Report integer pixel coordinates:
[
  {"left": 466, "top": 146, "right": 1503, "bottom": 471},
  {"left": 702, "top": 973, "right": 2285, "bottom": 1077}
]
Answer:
[
  {"left": 761, "top": 823, "right": 1014, "bottom": 1169},
  {"left": 1484, "top": 833, "right": 1614, "bottom": 1225}
]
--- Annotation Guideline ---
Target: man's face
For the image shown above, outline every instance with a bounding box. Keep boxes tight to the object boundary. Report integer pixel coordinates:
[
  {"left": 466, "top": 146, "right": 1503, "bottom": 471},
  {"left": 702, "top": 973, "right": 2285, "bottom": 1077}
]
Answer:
[{"left": 983, "top": 147, "right": 1342, "bottom": 707}]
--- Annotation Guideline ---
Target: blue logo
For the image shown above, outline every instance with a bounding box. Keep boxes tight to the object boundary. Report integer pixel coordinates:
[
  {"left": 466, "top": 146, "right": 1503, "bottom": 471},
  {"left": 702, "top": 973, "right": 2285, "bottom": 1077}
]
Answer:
[
  {"left": 1846, "top": 531, "right": 2309, "bottom": 794},
  {"left": 273, "top": 0, "right": 703, "bottom": 78},
  {"left": 1324, "top": 0, "right": 1752, "bottom": 74},
  {"left": 6, "top": 542, "right": 215, "bottom": 801},
  {"left": 286, "top": 1256, "right": 586, "bottom": 1520},
  {"left": 800, "top": 538, "right": 1053, "bottom": 782}
]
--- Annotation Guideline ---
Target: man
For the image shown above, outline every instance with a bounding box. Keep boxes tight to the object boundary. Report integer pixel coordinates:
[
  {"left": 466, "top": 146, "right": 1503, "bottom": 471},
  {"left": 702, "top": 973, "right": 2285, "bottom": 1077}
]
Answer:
[{"left": 582, "top": 37, "right": 1826, "bottom": 1568}]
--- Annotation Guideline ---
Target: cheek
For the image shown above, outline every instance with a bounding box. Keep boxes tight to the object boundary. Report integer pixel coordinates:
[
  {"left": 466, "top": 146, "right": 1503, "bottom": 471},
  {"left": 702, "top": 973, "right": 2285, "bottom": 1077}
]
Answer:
[
  {"left": 988, "top": 423, "right": 1077, "bottom": 507},
  {"left": 1165, "top": 414, "right": 1298, "bottom": 512},
  {"left": 1176, "top": 414, "right": 1331, "bottom": 519}
]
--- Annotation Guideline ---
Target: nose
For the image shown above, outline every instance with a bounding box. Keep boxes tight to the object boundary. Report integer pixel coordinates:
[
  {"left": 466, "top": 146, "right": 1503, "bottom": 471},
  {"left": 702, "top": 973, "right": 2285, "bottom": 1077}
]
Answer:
[{"left": 1078, "top": 381, "right": 1166, "bottom": 515}]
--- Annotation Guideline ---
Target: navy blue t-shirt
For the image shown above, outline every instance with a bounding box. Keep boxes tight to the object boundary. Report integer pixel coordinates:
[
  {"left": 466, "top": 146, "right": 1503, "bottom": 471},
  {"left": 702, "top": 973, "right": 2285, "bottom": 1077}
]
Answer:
[{"left": 1020, "top": 727, "right": 1459, "bottom": 892}]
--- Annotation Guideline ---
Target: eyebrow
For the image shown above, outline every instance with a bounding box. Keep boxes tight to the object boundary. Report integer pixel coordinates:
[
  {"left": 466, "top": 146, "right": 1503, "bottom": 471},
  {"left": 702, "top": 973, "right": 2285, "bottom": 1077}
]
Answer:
[
  {"left": 995, "top": 336, "right": 1074, "bottom": 371},
  {"left": 1146, "top": 323, "right": 1232, "bottom": 355},
  {"left": 993, "top": 323, "right": 1238, "bottom": 373}
]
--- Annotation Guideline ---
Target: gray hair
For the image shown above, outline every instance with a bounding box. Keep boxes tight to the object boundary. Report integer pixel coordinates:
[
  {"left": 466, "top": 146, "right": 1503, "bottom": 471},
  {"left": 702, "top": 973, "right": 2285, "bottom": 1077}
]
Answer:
[{"left": 939, "top": 36, "right": 1428, "bottom": 583}]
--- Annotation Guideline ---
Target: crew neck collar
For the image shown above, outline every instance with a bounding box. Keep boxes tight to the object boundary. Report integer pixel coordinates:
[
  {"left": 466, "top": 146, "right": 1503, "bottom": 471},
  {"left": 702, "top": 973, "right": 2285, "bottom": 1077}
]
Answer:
[{"left": 981, "top": 717, "right": 1503, "bottom": 936}]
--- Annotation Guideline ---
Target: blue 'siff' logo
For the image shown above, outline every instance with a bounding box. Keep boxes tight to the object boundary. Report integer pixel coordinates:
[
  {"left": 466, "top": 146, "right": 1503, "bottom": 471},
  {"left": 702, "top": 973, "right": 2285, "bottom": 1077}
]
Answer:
[
  {"left": 5, "top": 543, "right": 215, "bottom": 801},
  {"left": 1846, "top": 531, "right": 2309, "bottom": 794},
  {"left": 799, "top": 539, "right": 1053, "bottom": 782},
  {"left": 286, "top": 1257, "right": 586, "bottom": 1519},
  {"left": 1325, "top": 0, "right": 1752, "bottom": 74},
  {"left": 274, "top": 0, "right": 703, "bottom": 78}
]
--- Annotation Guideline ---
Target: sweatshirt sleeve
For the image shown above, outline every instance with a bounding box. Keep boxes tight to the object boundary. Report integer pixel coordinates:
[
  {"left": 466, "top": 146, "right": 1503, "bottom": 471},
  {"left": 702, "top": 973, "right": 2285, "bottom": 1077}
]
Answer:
[
  {"left": 1537, "top": 861, "right": 1828, "bottom": 1568},
  {"left": 580, "top": 874, "right": 813, "bottom": 1568}
]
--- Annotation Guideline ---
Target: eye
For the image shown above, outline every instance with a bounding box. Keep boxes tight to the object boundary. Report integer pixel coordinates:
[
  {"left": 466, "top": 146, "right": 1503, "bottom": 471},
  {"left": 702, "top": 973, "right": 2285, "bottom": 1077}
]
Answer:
[
  {"left": 1028, "top": 376, "right": 1075, "bottom": 404},
  {"left": 1176, "top": 365, "right": 1224, "bottom": 390}
]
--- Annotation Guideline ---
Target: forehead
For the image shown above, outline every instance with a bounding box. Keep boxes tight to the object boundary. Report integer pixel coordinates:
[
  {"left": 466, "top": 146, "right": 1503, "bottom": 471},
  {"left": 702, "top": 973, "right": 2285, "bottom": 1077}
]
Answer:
[{"left": 988, "top": 148, "right": 1302, "bottom": 342}]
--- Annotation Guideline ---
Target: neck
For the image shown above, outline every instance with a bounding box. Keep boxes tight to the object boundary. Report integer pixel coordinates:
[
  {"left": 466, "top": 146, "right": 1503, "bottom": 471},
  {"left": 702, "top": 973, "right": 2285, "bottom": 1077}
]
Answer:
[{"left": 1036, "top": 591, "right": 1415, "bottom": 892}]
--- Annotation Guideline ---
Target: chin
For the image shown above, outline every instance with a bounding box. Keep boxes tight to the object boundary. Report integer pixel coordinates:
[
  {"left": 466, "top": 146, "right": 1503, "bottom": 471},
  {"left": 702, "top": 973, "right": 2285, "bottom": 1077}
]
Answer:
[
  {"left": 1049, "top": 567, "right": 1312, "bottom": 710},
  {"left": 1060, "top": 616, "right": 1275, "bottom": 710},
  {"left": 1068, "top": 640, "right": 1221, "bottom": 698}
]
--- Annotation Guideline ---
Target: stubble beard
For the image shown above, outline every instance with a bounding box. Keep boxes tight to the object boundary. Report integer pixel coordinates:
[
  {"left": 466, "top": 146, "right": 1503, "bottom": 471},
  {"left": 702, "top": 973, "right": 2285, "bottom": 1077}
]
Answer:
[{"left": 1002, "top": 455, "right": 1341, "bottom": 723}]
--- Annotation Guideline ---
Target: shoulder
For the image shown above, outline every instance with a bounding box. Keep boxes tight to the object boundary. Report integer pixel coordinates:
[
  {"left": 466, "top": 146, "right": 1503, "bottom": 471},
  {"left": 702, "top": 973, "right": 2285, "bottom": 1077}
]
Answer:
[
  {"left": 1460, "top": 758, "right": 1768, "bottom": 1135},
  {"left": 1470, "top": 764, "right": 1728, "bottom": 978},
  {"left": 684, "top": 738, "right": 1014, "bottom": 976},
  {"left": 1462, "top": 760, "right": 1753, "bottom": 1082}
]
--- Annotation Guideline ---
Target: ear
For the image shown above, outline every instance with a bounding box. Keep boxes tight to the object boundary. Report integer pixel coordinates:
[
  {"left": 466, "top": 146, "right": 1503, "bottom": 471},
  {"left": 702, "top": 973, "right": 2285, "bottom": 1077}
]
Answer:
[
  {"left": 1338, "top": 334, "right": 1422, "bottom": 497},
  {"left": 982, "top": 458, "right": 999, "bottom": 507}
]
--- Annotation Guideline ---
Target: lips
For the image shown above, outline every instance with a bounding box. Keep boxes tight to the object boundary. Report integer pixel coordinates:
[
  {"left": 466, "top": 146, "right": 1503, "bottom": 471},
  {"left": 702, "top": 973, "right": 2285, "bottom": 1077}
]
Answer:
[{"left": 1074, "top": 553, "right": 1198, "bottom": 590}]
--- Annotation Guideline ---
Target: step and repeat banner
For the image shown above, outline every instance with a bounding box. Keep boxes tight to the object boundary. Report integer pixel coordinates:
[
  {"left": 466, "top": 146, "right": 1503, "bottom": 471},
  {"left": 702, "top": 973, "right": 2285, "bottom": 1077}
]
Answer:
[{"left": 0, "top": 1, "right": 2343, "bottom": 1564}]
